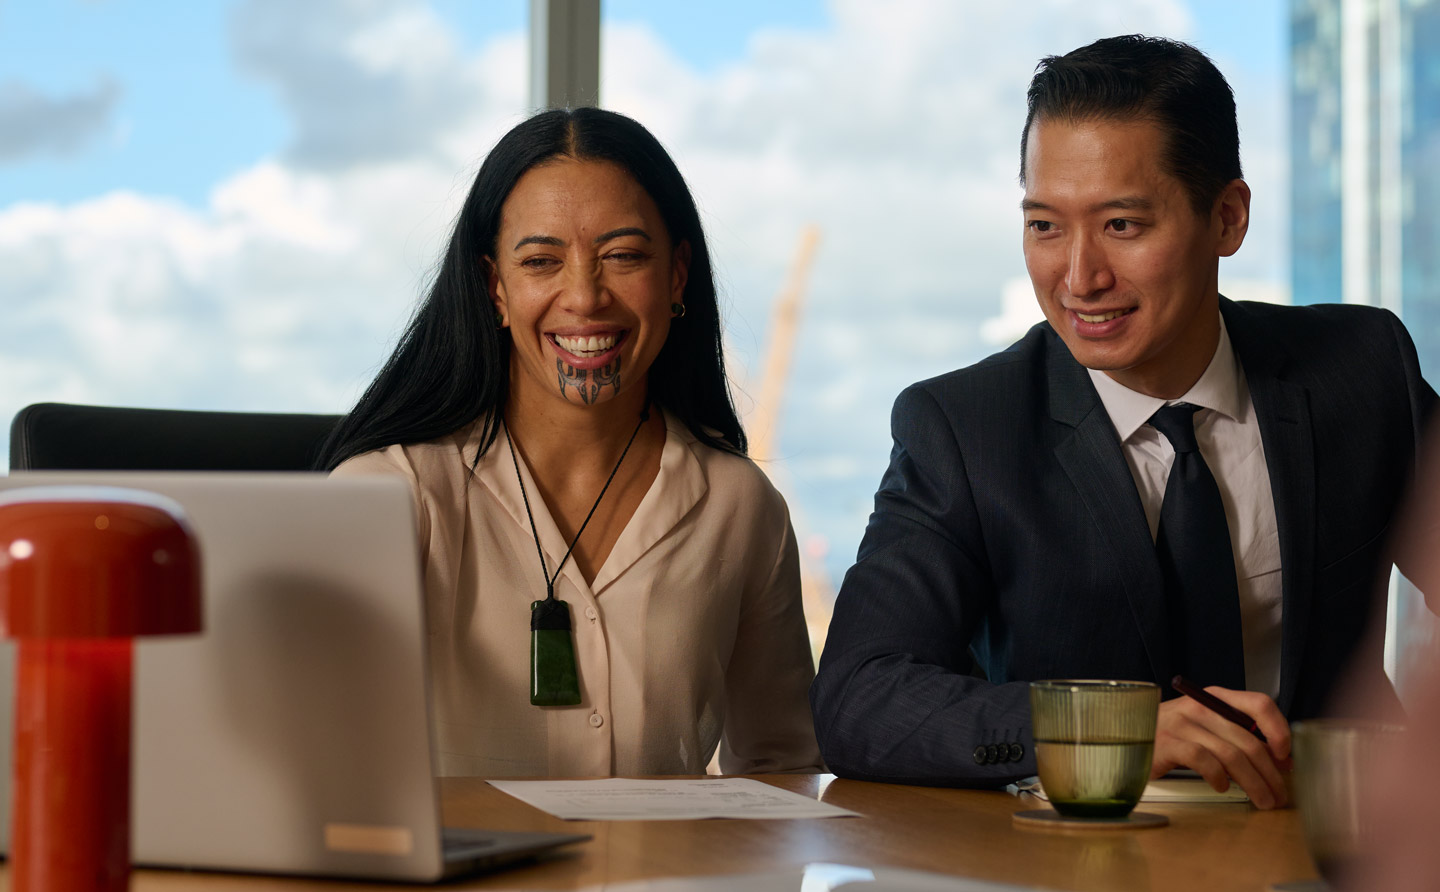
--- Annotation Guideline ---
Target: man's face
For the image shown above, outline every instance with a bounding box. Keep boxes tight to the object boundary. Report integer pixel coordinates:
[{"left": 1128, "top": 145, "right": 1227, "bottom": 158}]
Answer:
[{"left": 1021, "top": 116, "right": 1247, "bottom": 398}]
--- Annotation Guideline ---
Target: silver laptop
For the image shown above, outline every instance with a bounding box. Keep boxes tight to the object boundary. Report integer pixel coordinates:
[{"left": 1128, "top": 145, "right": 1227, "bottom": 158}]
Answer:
[{"left": 0, "top": 472, "right": 587, "bottom": 882}]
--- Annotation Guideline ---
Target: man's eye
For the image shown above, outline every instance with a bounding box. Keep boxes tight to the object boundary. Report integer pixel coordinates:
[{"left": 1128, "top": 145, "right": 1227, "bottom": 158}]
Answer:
[
  {"left": 1026, "top": 220, "right": 1054, "bottom": 233},
  {"left": 1109, "top": 219, "right": 1133, "bottom": 233}
]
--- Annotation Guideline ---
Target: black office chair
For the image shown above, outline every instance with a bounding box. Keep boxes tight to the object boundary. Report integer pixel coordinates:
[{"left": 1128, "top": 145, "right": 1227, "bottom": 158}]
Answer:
[{"left": 9, "top": 403, "right": 344, "bottom": 472}]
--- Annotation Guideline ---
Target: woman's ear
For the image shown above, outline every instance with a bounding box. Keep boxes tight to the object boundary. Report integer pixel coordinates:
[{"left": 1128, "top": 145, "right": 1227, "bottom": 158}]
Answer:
[
  {"left": 670, "top": 240, "right": 692, "bottom": 302},
  {"left": 484, "top": 256, "right": 508, "bottom": 326}
]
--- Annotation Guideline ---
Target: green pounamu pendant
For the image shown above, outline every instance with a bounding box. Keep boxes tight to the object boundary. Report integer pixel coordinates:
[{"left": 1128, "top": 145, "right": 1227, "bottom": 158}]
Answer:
[{"left": 530, "top": 598, "right": 581, "bottom": 706}]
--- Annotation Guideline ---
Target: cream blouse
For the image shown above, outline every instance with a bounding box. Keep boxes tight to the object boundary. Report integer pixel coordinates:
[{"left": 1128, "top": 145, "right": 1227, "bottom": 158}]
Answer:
[{"left": 332, "top": 411, "right": 822, "bottom": 777}]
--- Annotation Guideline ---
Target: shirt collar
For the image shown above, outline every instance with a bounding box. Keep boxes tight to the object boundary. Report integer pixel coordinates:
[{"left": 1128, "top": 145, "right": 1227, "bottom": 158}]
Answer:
[{"left": 1086, "top": 313, "right": 1245, "bottom": 443}]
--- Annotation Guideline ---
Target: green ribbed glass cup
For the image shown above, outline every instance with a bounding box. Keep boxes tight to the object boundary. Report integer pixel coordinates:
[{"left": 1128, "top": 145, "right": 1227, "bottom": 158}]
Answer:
[{"left": 1029, "top": 680, "right": 1160, "bottom": 818}]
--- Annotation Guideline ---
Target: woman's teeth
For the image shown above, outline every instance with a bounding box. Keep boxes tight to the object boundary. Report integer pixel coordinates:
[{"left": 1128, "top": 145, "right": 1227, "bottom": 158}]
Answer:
[
  {"left": 1076, "top": 309, "right": 1133, "bottom": 323},
  {"left": 554, "top": 333, "right": 618, "bottom": 356}
]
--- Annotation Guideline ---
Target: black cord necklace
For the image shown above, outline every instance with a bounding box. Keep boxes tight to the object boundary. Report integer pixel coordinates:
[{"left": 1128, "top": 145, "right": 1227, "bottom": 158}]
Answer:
[{"left": 504, "top": 405, "right": 650, "bottom": 706}]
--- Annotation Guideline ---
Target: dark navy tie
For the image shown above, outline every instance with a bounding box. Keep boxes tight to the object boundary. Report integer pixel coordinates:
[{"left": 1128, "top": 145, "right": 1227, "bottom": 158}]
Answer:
[{"left": 1149, "top": 404, "right": 1246, "bottom": 691}]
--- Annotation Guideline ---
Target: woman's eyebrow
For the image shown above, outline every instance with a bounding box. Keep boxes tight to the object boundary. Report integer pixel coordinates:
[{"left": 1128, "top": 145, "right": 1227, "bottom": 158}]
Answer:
[
  {"left": 513, "top": 234, "right": 564, "bottom": 250},
  {"left": 594, "top": 227, "right": 651, "bottom": 244}
]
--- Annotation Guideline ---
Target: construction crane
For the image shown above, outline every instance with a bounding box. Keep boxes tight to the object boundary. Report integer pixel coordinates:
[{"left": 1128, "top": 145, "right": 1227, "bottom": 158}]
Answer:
[{"left": 745, "top": 225, "right": 833, "bottom": 661}]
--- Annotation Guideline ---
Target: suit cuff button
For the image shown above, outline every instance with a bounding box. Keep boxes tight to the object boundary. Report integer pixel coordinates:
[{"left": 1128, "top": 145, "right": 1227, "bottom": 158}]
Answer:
[
  {"left": 1009, "top": 743, "right": 1025, "bottom": 762},
  {"left": 985, "top": 744, "right": 1000, "bottom": 764},
  {"left": 973, "top": 745, "right": 987, "bottom": 765}
]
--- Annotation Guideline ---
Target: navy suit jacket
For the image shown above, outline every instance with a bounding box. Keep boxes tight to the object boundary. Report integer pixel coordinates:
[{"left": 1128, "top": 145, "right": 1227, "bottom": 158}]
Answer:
[{"left": 811, "top": 299, "right": 1437, "bottom": 786}]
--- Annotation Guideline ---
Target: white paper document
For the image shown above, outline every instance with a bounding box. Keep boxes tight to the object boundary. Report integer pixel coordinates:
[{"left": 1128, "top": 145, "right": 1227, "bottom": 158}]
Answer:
[{"left": 487, "top": 777, "right": 862, "bottom": 821}]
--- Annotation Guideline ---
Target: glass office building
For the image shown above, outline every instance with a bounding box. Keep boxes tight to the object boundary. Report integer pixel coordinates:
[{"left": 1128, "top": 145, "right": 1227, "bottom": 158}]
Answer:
[{"left": 1291, "top": 0, "right": 1440, "bottom": 695}]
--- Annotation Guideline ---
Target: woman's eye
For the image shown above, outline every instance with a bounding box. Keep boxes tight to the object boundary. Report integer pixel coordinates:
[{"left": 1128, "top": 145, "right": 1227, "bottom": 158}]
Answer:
[
  {"left": 607, "top": 250, "right": 645, "bottom": 262},
  {"left": 521, "top": 256, "right": 556, "bottom": 269}
]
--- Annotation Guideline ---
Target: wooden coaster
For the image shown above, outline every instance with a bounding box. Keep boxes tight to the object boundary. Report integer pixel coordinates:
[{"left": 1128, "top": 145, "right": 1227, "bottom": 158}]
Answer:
[{"left": 1012, "top": 808, "right": 1169, "bottom": 832}]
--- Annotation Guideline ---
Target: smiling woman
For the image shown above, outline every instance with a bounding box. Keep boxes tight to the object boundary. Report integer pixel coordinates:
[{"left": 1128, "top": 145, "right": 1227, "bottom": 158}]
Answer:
[{"left": 319, "top": 107, "right": 822, "bottom": 778}]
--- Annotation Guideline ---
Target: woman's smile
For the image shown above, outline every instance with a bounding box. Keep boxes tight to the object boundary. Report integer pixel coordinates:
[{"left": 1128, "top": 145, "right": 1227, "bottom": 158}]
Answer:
[{"left": 549, "top": 329, "right": 628, "bottom": 370}]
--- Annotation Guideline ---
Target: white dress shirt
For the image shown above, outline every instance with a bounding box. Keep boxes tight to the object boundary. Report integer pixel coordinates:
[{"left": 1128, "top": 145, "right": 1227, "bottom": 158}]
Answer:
[
  {"left": 334, "top": 410, "right": 822, "bottom": 777},
  {"left": 1087, "top": 317, "right": 1284, "bottom": 698}
]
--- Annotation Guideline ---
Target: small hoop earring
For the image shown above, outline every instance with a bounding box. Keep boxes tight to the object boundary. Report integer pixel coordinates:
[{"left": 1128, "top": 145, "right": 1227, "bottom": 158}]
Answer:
[
  {"left": 670, "top": 302, "right": 686, "bottom": 318},
  {"left": 495, "top": 310, "right": 505, "bottom": 327}
]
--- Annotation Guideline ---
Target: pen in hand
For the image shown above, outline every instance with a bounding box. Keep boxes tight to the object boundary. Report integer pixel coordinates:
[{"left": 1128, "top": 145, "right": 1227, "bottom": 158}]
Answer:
[{"left": 1170, "top": 675, "right": 1268, "bottom": 743}]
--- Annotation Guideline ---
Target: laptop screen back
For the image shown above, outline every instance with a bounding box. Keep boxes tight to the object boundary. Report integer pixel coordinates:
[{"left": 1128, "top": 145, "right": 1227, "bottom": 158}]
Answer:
[{"left": 0, "top": 472, "right": 449, "bottom": 881}]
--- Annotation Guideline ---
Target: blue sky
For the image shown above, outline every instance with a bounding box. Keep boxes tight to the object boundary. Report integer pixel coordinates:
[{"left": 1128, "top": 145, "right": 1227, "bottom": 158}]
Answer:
[{"left": 0, "top": 0, "right": 1288, "bottom": 583}]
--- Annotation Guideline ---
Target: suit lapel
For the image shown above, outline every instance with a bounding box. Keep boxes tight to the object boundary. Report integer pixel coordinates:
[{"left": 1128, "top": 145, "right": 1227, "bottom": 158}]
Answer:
[
  {"left": 1221, "top": 300, "right": 1316, "bottom": 715},
  {"left": 1046, "top": 334, "right": 1172, "bottom": 684}
]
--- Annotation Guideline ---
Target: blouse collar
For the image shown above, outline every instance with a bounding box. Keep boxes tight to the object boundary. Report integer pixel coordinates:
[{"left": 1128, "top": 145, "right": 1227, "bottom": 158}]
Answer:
[{"left": 466, "top": 409, "right": 708, "bottom": 596}]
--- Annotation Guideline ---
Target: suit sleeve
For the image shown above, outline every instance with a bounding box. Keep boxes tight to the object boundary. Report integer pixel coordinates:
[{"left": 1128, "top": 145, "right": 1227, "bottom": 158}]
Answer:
[
  {"left": 1385, "top": 309, "right": 1440, "bottom": 612},
  {"left": 810, "top": 384, "right": 1035, "bottom": 787},
  {"left": 1385, "top": 308, "right": 1440, "bottom": 442}
]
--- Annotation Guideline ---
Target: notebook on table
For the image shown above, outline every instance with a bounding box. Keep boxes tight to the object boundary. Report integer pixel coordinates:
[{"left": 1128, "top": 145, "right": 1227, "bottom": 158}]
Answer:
[{"left": 0, "top": 472, "right": 588, "bottom": 882}]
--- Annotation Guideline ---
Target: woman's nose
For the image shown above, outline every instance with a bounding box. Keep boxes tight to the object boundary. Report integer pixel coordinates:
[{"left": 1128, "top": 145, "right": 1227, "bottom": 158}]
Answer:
[{"left": 556, "top": 264, "right": 612, "bottom": 314}]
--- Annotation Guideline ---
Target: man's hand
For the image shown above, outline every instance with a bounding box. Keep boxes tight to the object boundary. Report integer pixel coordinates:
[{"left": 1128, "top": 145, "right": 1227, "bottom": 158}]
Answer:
[{"left": 1151, "top": 687, "right": 1291, "bottom": 809}]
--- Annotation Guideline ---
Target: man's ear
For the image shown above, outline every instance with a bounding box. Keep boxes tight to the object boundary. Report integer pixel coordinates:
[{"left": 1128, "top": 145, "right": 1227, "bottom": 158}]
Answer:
[
  {"left": 671, "top": 240, "right": 692, "bottom": 301},
  {"left": 484, "top": 256, "right": 507, "bottom": 325},
  {"left": 1214, "top": 179, "right": 1251, "bottom": 258}
]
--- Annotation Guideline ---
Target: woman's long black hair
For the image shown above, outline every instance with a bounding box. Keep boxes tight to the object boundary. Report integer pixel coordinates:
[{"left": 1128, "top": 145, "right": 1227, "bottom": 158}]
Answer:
[{"left": 317, "top": 107, "right": 745, "bottom": 470}]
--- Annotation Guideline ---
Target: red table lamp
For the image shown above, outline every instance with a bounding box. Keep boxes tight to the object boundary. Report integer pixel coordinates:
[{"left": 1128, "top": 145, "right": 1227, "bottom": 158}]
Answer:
[{"left": 0, "top": 487, "right": 202, "bottom": 892}]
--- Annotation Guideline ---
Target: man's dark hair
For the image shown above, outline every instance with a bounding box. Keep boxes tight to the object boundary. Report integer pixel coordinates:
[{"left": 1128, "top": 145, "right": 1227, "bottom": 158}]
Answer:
[{"left": 1019, "top": 35, "right": 1242, "bottom": 215}]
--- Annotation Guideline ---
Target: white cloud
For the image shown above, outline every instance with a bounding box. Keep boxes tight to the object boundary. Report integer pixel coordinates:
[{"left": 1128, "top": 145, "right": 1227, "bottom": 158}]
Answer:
[
  {"left": 230, "top": 0, "right": 524, "bottom": 169},
  {"left": 0, "top": 160, "right": 469, "bottom": 429},
  {"left": 211, "top": 163, "right": 355, "bottom": 252}
]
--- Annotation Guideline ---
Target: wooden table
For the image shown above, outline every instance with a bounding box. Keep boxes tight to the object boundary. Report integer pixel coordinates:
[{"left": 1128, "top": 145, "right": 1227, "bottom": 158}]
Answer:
[{"left": 71, "top": 775, "right": 1322, "bottom": 891}]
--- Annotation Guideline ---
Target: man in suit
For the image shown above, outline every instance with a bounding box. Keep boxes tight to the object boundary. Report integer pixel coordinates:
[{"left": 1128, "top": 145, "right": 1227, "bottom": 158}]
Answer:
[{"left": 810, "top": 35, "right": 1435, "bottom": 809}]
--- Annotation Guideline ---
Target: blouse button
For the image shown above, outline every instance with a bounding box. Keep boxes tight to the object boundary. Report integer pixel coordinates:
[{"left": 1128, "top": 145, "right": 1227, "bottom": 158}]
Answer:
[
  {"left": 585, "top": 606, "right": 598, "bottom": 621},
  {"left": 589, "top": 713, "right": 604, "bottom": 728}
]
